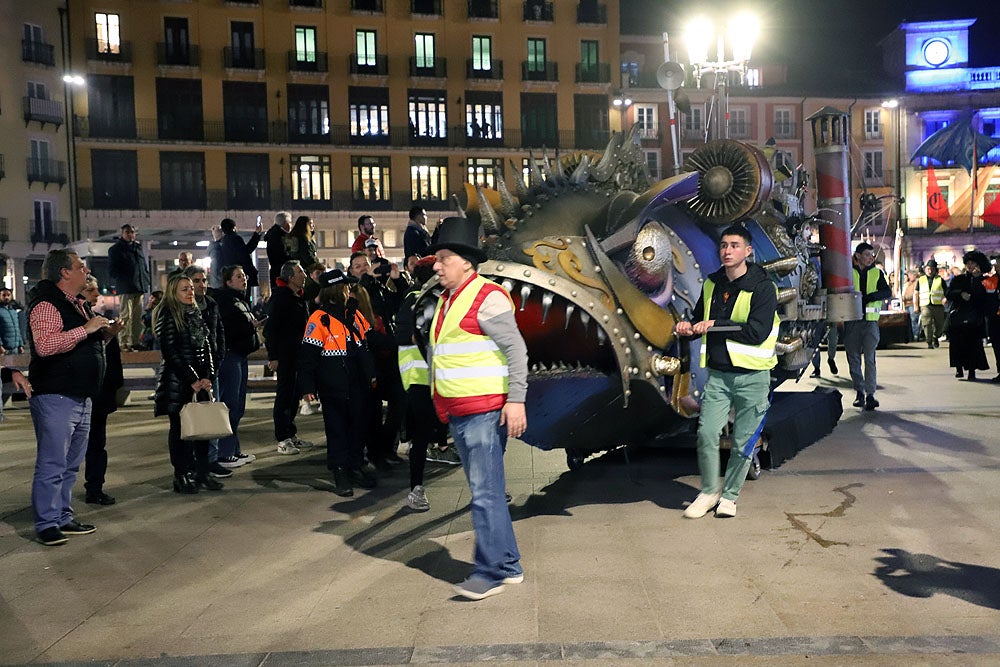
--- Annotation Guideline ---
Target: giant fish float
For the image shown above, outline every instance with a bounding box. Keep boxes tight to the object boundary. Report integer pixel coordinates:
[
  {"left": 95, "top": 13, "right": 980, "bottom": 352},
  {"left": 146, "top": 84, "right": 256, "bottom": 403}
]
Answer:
[{"left": 413, "top": 127, "right": 838, "bottom": 471}]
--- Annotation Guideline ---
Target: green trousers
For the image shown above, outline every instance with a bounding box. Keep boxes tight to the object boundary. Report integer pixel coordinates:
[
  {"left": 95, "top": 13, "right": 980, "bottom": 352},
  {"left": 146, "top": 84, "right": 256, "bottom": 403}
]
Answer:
[{"left": 696, "top": 369, "right": 770, "bottom": 502}]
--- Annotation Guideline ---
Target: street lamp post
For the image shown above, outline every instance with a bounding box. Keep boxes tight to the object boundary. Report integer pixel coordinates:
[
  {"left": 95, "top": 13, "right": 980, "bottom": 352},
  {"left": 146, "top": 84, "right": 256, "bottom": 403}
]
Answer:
[{"left": 685, "top": 14, "right": 758, "bottom": 141}]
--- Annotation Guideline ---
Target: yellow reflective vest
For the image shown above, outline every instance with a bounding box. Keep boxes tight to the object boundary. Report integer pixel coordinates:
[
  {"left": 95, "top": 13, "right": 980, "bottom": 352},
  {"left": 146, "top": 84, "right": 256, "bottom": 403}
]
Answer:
[
  {"left": 430, "top": 274, "right": 511, "bottom": 399},
  {"left": 700, "top": 278, "right": 779, "bottom": 371},
  {"left": 853, "top": 267, "right": 885, "bottom": 321},
  {"left": 917, "top": 274, "right": 945, "bottom": 307}
]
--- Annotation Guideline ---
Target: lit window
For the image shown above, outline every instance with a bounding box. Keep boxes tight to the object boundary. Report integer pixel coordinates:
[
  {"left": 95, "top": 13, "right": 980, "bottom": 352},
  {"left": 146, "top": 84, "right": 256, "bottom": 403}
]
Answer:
[
  {"left": 291, "top": 155, "right": 331, "bottom": 202},
  {"left": 295, "top": 27, "right": 317, "bottom": 63},
  {"left": 96, "top": 13, "right": 121, "bottom": 54},
  {"left": 410, "top": 157, "right": 447, "bottom": 201},
  {"left": 356, "top": 30, "right": 376, "bottom": 66},
  {"left": 415, "top": 33, "right": 435, "bottom": 69},
  {"left": 746, "top": 68, "right": 760, "bottom": 87}
]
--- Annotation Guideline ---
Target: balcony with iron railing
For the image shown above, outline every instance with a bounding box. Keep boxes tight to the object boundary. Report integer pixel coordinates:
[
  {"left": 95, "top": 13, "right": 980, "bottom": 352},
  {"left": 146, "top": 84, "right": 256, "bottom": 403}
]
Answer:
[
  {"left": 74, "top": 117, "right": 613, "bottom": 151},
  {"left": 729, "top": 121, "right": 751, "bottom": 140},
  {"left": 411, "top": 0, "right": 442, "bottom": 16},
  {"left": 523, "top": 1, "right": 553, "bottom": 21},
  {"left": 862, "top": 170, "right": 891, "bottom": 188},
  {"left": 635, "top": 126, "right": 660, "bottom": 141},
  {"left": 223, "top": 47, "right": 265, "bottom": 70},
  {"left": 157, "top": 43, "right": 200, "bottom": 67},
  {"left": 575, "top": 62, "right": 610, "bottom": 84},
  {"left": 682, "top": 126, "right": 705, "bottom": 141},
  {"left": 85, "top": 38, "right": 132, "bottom": 63},
  {"left": 773, "top": 121, "right": 797, "bottom": 139},
  {"left": 351, "top": 0, "right": 383, "bottom": 11},
  {"left": 349, "top": 54, "right": 388, "bottom": 76},
  {"left": 25, "top": 157, "right": 66, "bottom": 187},
  {"left": 522, "top": 61, "right": 558, "bottom": 82},
  {"left": 864, "top": 128, "right": 884, "bottom": 141},
  {"left": 30, "top": 220, "right": 71, "bottom": 247},
  {"left": 288, "top": 51, "right": 329, "bottom": 73},
  {"left": 289, "top": 0, "right": 323, "bottom": 7},
  {"left": 23, "top": 97, "right": 63, "bottom": 127},
  {"left": 409, "top": 56, "right": 447, "bottom": 78},
  {"left": 466, "top": 58, "right": 503, "bottom": 80},
  {"left": 22, "top": 39, "right": 55, "bottom": 66},
  {"left": 468, "top": 0, "right": 498, "bottom": 18},
  {"left": 576, "top": 2, "right": 606, "bottom": 24}
]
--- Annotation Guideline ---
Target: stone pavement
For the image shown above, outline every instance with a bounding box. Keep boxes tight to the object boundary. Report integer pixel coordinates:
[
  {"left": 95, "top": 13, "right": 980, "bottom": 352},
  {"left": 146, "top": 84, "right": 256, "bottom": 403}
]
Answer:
[{"left": 1, "top": 342, "right": 999, "bottom": 666}]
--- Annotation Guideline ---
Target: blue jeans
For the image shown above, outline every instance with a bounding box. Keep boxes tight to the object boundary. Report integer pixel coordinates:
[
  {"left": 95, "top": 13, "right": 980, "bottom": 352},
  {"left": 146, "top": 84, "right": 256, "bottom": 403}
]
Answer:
[
  {"left": 450, "top": 410, "right": 522, "bottom": 584},
  {"left": 217, "top": 353, "right": 248, "bottom": 459},
  {"left": 30, "top": 394, "right": 92, "bottom": 532},
  {"left": 905, "top": 305, "right": 920, "bottom": 340}
]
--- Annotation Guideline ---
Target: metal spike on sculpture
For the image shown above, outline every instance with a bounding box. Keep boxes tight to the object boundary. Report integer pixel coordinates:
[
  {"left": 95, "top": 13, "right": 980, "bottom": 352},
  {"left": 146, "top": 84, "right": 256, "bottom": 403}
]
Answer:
[
  {"left": 495, "top": 174, "right": 520, "bottom": 218},
  {"left": 475, "top": 185, "right": 501, "bottom": 235},
  {"left": 507, "top": 159, "right": 530, "bottom": 201}
]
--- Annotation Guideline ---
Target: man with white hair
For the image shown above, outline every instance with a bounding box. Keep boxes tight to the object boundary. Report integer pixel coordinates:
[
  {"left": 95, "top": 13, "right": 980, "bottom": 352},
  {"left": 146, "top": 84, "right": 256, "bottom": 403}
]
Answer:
[{"left": 265, "top": 211, "right": 293, "bottom": 289}]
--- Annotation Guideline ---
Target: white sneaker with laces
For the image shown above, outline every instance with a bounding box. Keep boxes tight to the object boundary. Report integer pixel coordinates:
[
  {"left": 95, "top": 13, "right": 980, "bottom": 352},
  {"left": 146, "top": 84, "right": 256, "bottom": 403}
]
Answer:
[
  {"left": 276, "top": 438, "right": 300, "bottom": 455},
  {"left": 237, "top": 452, "right": 256, "bottom": 463},
  {"left": 406, "top": 485, "right": 430, "bottom": 512},
  {"left": 715, "top": 498, "right": 737, "bottom": 518},
  {"left": 683, "top": 492, "right": 721, "bottom": 519}
]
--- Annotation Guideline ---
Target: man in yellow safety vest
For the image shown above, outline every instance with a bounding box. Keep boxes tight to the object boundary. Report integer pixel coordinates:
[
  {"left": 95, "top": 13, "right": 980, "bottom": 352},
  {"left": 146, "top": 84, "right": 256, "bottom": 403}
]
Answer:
[
  {"left": 675, "top": 223, "right": 779, "bottom": 520},
  {"left": 844, "top": 243, "right": 891, "bottom": 411},
  {"left": 917, "top": 258, "right": 946, "bottom": 348},
  {"left": 428, "top": 218, "right": 528, "bottom": 600}
]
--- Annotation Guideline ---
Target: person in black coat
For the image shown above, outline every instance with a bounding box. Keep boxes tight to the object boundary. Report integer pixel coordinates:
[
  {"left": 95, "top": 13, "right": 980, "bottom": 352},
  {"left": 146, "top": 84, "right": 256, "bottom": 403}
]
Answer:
[
  {"left": 947, "top": 250, "right": 990, "bottom": 380},
  {"left": 264, "top": 212, "right": 292, "bottom": 289},
  {"left": 81, "top": 276, "right": 124, "bottom": 505},
  {"left": 264, "top": 260, "right": 312, "bottom": 454},
  {"left": 213, "top": 265, "right": 262, "bottom": 467},
  {"left": 153, "top": 274, "right": 221, "bottom": 494},
  {"left": 218, "top": 217, "right": 262, "bottom": 289},
  {"left": 298, "top": 269, "right": 377, "bottom": 496}
]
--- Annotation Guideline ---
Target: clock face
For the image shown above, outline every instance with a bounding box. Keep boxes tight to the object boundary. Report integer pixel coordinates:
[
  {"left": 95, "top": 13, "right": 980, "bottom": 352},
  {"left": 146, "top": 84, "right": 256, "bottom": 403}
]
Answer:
[{"left": 923, "top": 38, "right": 950, "bottom": 67}]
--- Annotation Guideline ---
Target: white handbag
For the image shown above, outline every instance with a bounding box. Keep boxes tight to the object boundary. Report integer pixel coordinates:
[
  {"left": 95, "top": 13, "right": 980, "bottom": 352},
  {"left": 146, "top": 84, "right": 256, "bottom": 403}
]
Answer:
[{"left": 179, "top": 392, "right": 232, "bottom": 441}]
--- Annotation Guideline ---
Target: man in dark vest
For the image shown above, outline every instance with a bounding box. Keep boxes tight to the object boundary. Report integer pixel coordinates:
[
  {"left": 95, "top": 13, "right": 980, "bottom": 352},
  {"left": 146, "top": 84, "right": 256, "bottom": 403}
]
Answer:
[{"left": 27, "top": 249, "right": 113, "bottom": 546}]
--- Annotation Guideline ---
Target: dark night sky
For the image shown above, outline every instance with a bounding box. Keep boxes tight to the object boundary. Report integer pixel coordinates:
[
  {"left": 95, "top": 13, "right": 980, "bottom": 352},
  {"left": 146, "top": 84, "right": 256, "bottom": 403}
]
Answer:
[{"left": 621, "top": 0, "right": 999, "bottom": 94}]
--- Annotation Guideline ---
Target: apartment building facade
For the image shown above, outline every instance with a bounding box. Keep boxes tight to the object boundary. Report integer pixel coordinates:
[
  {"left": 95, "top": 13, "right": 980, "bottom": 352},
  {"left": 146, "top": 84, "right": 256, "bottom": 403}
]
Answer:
[
  {"left": 0, "top": 0, "right": 73, "bottom": 300},
  {"left": 66, "top": 0, "right": 620, "bottom": 282}
]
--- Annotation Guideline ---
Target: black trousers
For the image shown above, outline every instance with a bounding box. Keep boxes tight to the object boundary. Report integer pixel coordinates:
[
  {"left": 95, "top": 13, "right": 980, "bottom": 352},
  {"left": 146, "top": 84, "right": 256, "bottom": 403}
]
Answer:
[
  {"left": 405, "top": 384, "right": 447, "bottom": 489},
  {"left": 167, "top": 412, "right": 210, "bottom": 477},
  {"left": 367, "top": 359, "right": 406, "bottom": 463},
  {"left": 273, "top": 359, "right": 299, "bottom": 442},
  {"left": 84, "top": 407, "right": 111, "bottom": 493},
  {"left": 321, "top": 393, "right": 365, "bottom": 470}
]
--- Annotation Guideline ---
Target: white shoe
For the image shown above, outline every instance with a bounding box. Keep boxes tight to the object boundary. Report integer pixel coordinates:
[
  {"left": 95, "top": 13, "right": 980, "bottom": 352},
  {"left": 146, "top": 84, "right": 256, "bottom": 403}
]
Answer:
[
  {"left": 406, "top": 485, "right": 430, "bottom": 512},
  {"left": 502, "top": 573, "right": 524, "bottom": 584},
  {"left": 683, "top": 492, "right": 721, "bottom": 519},
  {"left": 293, "top": 437, "right": 315, "bottom": 450},
  {"left": 299, "top": 401, "right": 314, "bottom": 416},
  {"left": 715, "top": 498, "right": 737, "bottom": 518},
  {"left": 236, "top": 452, "right": 256, "bottom": 464},
  {"left": 276, "top": 438, "right": 300, "bottom": 455}
]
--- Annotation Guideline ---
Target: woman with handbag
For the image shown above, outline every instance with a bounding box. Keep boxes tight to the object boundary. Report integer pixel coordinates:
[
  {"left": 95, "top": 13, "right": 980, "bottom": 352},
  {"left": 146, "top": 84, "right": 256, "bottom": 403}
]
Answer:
[
  {"left": 298, "top": 269, "right": 377, "bottom": 497},
  {"left": 947, "top": 250, "right": 991, "bottom": 381},
  {"left": 153, "top": 274, "right": 222, "bottom": 493},
  {"left": 214, "top": 265, "right": 263, "bottom": 468}
]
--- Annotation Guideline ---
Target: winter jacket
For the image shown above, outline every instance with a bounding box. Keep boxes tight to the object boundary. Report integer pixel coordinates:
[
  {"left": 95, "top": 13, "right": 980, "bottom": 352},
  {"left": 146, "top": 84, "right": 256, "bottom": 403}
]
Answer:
[
  {"left": 263, "top": 224, "right": 289, "bottom": 288},
  {"left": 107, "top": 238, "right": 150, "bottom": 294},
  {"left": 196, "top": 294, "right": 225, "bottom": 369},
  {"left": 26, "top": 280, "right": 106, "bottom": 400},
  {"left": 283, "top": 235, "right": 318, "bottom": 269},
  {"left": 689, "top": 262, "right": 779, "bottom": 374},
  {"left": 264, "top": 282, "right": 309, "bottom": 362},
  {"left": 297, "top": 302, "right": 375, "bottom": 399},
  {"left": 153, "top": 306, "right": 216, "bottom": 416},
  {"left": 0, "top": 304, "right": 24, "bottom": 351},
  {"left": 213, "top": 286, "right": 261, "bottom": 357},
  {"left": 219, "top": 230, "right": 261, "bottom": 288}
]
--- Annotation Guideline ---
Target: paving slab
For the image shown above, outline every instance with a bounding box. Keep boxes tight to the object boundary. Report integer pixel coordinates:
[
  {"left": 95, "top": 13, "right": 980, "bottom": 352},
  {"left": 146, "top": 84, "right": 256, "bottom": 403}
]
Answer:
[{"left": 1, "top": 343, "right": 1000, "bottom": 665}]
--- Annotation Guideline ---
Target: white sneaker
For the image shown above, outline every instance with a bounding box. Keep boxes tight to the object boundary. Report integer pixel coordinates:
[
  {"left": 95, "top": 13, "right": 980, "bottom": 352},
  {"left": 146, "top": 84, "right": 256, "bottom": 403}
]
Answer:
[
  {"left": 502, "top": 573, "right": 524, "bottom": 584},
  {"left": 683, "top": 492, "right": 721, "bottom": 519},
  {"left": 276, "top": 438, "right": 300, "bottom": 455},
  {"left": 217, "top": 455, "right": 247, "bottom": 469},
  {"left": 715, "top": 498, "right": 737, "bottom": 518},
  {"left": 293, "top": 437, "right": 315, "bottom": 450},
  {"left": 299, "top": 400, "right": 314, "bottom": 416},
  {"left": 236, "top": 452, "right": 256, "bottom": 464},
  {"left": 406, "top": 485, "right": 430, "bottom": 512}
]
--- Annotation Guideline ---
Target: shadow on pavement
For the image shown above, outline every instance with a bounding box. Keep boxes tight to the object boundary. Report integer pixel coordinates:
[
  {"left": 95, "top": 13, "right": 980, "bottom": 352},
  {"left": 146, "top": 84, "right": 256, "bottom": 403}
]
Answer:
[{"left": 873, "top": 547, "right": 1000, "bottom": 610}]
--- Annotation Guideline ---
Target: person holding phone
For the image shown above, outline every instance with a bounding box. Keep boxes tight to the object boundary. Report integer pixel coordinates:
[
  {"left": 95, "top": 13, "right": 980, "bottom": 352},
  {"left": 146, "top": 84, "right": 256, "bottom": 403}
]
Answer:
[{"left": 218, "top": 218, "right": 262, "bottom": 290}]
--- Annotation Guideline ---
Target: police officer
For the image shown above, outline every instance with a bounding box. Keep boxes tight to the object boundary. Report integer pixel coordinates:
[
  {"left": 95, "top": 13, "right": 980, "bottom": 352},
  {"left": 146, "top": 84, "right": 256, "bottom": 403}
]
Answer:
[{"left": 675, "top": 224, "right": 779, "bottom": 520}]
